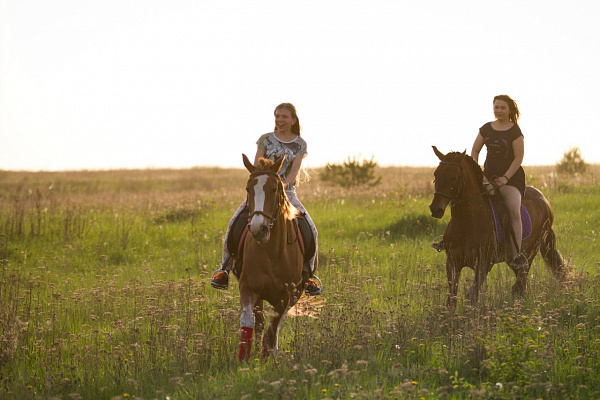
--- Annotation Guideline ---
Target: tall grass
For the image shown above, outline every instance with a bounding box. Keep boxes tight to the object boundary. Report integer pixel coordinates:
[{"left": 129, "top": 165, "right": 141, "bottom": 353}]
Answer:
[{"left": 0, "top": 165, "right": 598, "bottom": 399}]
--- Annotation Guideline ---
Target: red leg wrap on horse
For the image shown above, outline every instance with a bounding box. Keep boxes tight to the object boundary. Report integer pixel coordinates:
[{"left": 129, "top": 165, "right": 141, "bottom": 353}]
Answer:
[{"left": 238, "top": 327, "right": 253, "bottom": 362}]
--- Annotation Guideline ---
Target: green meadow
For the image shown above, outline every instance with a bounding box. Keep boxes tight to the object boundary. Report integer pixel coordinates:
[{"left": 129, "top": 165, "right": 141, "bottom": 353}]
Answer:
[{"left": 0, "top": 165, "right": 599, "bottom": 400}]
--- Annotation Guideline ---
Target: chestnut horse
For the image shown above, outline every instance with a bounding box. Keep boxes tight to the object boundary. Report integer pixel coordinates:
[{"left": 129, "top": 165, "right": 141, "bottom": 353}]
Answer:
[
  {"left": 429, "top": 146, "right": 568, "bottom": 310},
  {"left": 237, "top": 153, "right": 306, "bottom": 361}
]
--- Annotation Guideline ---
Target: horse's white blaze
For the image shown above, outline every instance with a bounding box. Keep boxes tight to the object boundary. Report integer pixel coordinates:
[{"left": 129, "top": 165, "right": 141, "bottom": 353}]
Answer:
[
  {"left": 249, "top": 175, "right": 268, "bottom": 233},
  {"left": 240, "top": 303, "right": 255, "bottom": 328}
]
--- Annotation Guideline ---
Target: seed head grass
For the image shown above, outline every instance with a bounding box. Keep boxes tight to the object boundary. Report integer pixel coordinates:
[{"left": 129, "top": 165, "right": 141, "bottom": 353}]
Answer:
[{"left": 0, "top": 165, "right": 599, "bottom": 399}]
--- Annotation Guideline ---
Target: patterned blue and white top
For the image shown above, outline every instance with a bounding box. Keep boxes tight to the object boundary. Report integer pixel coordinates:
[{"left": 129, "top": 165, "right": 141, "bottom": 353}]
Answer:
[{"left": 256, "top": 132, "right": 307, "bottom": 190}]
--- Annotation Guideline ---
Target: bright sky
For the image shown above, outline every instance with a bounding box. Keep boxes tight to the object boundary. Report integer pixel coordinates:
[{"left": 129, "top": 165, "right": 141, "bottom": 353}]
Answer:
[{"left": 1, "top": 0, "right": 599, "bottom": 171}]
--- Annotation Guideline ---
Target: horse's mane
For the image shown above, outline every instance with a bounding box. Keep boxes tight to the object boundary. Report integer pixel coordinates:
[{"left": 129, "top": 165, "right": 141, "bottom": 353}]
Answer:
[
  {"left": 445, "top": 152, "right": 484, "bottom": 191},
  {"left": 256, "top": 158, "right": 299, "bottom": 220}
]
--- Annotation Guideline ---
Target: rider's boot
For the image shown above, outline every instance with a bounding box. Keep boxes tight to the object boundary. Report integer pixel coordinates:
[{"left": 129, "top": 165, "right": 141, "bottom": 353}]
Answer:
[
  {"left": 211, "top": 257, "right": 232, "bottom": 290},
  {"left": 507, "top": 252, "right": 528, "bottom": 271},
  {"left": 306, "top": 276, "right": 322, "bottom": 296},
  {"left": 303, "top": 261, "right": 322, "bottom": 296},
  {"left": 210, "top": 268, "right": 229, "bottom": 289}
]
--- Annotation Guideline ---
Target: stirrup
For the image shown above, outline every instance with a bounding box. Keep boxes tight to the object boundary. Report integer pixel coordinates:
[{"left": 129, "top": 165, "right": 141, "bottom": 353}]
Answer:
[
  {"left": 210, "top": 269, "right": 229, "bottom": 290},
  {"left": 431, "top": 236, "right": 444, "bottom": 252},
  {"left": 507, "top": 253, "right": 528, "bottom": 271},
  {"left": 431, "top": 241, "right": 444, "bottom": 252},
  {"left": 305, "top": 276, "right": 323, "bottom": 296}
]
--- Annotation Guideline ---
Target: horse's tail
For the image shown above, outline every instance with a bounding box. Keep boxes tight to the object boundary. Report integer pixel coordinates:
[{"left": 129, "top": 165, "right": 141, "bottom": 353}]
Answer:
[{"left": 540, "top": 228, "right": 569, "bottom": 282}]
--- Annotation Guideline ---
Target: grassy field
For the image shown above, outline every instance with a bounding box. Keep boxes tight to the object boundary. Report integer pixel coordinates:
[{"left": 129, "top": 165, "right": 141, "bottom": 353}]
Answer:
[{"left": 0, "top": 164, "right": 599, "bottom": 399}]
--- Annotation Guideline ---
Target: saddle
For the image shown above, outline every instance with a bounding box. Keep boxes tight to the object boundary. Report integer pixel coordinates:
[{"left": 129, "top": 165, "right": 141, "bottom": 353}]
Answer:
[
  {"left": 226, "top": 206, "right": 316, "bottom": 279},
  {"left": 488, "top": 194, "right": 532, "bottom": 246}
]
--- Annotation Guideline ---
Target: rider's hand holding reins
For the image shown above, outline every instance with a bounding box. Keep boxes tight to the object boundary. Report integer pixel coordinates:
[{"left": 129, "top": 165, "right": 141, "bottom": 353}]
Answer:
[{"left": 494, "top": 175, "right": 509, "bottom": 187}]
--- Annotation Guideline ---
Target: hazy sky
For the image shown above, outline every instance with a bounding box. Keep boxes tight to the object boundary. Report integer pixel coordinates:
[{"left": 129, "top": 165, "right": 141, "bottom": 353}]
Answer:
[{"left": 1, "top": 0, "right": 599, "bottom": 171}]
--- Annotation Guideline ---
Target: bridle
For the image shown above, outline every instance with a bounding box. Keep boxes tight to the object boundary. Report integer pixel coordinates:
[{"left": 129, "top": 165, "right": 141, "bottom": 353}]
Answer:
[
  {"left": 247, "top": 171, "right": 284, "bottom": 228},
  {"left": 434, "top": 160, "right": 496, "bottom": 206},
  {"left": 434, "top": 160, "right": 465, "bottom": 205}
]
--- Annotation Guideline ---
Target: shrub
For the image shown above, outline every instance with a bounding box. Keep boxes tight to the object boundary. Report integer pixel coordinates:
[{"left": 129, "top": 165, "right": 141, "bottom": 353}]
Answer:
[
  {"left": 321, "top": 156, "right": 382, "bottom": 188},
  {"left": 556, "top": 147, "right": 588, "bottom": 175}
]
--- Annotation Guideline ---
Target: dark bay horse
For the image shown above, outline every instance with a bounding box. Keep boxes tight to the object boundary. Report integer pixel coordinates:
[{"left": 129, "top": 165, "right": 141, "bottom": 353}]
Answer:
[
  {"left": 429, "top": 146, "right": 569, "bottom": 309},
  {"left": 237, "top": 153, "right": 306, "bottom": 361}
]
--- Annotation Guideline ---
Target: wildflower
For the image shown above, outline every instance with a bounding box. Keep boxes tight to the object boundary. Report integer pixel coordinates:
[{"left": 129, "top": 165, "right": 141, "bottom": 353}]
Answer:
[
  {"left": 322, "top": 389, "right": 327, "bottom": 393},
  {"left": 412, "top": 381, "right": 418, "bottom": 385}
]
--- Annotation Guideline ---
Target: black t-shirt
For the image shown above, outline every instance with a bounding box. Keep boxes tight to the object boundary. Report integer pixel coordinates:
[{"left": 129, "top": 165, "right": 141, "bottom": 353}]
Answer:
[{"left": 479, "top": 122, "right": 523, "bottom": 178}]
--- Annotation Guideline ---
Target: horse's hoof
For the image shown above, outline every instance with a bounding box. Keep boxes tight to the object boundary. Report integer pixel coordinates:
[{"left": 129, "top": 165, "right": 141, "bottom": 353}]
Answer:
[{"left": 512, "top": 285, "right": 527, "bottom": 298}]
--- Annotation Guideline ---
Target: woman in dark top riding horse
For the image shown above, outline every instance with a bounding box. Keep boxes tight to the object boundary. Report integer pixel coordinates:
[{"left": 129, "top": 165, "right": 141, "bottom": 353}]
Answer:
[{"left": 471, "top": 94, "right": 528, "bottom": 270}]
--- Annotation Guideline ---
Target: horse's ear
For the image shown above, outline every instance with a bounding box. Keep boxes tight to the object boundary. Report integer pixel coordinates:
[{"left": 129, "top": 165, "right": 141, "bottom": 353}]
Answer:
[
  {"left": 432, "top": 146, "right": 445, "bottom": 161},
  {"left": 272, "top": 154, "right": 286, "bottom": 173},
  {"left": 460, "top": 149, "right": 467, "bottom": 161},
  {"left": 242, "top": 154, "right": 256, "bottom": 173}
]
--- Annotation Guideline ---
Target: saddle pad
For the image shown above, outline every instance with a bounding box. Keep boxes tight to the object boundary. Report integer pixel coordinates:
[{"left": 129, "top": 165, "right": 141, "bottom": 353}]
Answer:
[
  {"left": 489, "top": 198, "right": 532, "bottom": 243},
  {"left": 228, "top": 209, "right": 315, "bottom": 262},
  {"left": 227, "top": 207, "right": 250, "bottom": 257},
  {"left": 296, "top": 215, "right": 315, "bottom": 262}
]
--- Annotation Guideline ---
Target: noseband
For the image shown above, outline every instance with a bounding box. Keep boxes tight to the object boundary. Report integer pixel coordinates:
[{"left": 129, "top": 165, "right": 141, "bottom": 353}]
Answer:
[
  {"left": 247, "top": 171, "right": 284, "bottom": 228},
  {"left": 434, "top": 160, "right": 465, "bottom": 204}
]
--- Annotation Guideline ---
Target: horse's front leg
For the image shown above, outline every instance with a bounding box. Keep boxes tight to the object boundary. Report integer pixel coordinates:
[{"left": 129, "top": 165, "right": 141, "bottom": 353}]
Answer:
[
  {"left": 467, "top": 257, "right": 492, "bottom": 304},
  {"left": 446, "top": 257, "right": 462, "bottom": 311},
  {"left": 254, "top": 300, "right": 265, "bottom": 351},
  {"left": 238, "top": 290, "right": 258, "bottom": 362},
  {"left": 262, "top": 300, "right": 290, "bottom": 359}
]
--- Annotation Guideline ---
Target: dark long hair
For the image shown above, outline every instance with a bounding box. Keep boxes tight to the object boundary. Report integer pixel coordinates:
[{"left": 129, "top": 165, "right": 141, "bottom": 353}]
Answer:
[
  {"left": 494, "top": 95, "right": 520, "bottom": 125},
  {"left": 274, "top": 103, "right": 301, "bottom": 136}
]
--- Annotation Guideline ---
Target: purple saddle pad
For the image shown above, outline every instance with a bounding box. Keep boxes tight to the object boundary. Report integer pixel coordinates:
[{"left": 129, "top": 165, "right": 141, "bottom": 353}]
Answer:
[{"left": 489, "top": 198, "right": 532, "bottom": 243}]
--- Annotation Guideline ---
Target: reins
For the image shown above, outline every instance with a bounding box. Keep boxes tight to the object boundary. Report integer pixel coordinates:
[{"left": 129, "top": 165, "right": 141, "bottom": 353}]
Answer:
[
  {"left": 435, "top": 160, "right": 496, "bottom": 206},
  {"left": 435, "top": 159, "right": 521, "bottom": 252},
  {"left": 434, "top": 161, "right": 464, "bottom": 203}
]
